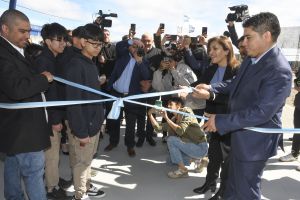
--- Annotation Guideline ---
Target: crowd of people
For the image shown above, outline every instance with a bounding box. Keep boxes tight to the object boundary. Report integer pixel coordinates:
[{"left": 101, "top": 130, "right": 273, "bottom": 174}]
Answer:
[{"left": 0, "top": 8, "right": 296, "bottom": 200}]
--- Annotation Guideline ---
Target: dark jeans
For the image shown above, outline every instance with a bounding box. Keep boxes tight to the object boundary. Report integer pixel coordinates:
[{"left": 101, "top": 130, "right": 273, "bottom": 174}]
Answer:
[{"left": 292, "top": 107, "right": 300, "bottom": 157}]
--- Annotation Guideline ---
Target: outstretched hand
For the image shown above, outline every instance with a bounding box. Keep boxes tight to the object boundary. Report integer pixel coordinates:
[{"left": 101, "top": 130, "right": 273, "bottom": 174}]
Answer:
[{"left": 192, "top": 84, "right": 211, "bottom": 99}]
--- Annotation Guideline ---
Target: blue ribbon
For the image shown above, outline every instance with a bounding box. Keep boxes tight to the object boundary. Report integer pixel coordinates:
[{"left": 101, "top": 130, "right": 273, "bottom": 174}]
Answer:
[
  {"left": 1, "top": 76, "right": 299, "bottom": 134},
  {"left": 0, "top": 99, "right": 113, "bottom": 109},
  {"left": 54, "top": 76, "right": 117, "bottom": 100}
]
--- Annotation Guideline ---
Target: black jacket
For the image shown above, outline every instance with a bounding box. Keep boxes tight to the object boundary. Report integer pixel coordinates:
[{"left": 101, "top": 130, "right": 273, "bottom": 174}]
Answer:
[
  {"left": 144, "top": 47, "right": 162, "bottom": 78},
  {"left": 97, "top": 43, "right": 116, "bottom": 78},
  {"left": 192, "top": 64, "right": 238, "bottom": 114},
  {"left": 65, "top": 53, "right": 104, "bottom": 138},
  {"left": 34, "top": 47, "right": 63, "bottom": 126},
  {"left": 0, "top": 37, "right": 51, "bottom": 154}
]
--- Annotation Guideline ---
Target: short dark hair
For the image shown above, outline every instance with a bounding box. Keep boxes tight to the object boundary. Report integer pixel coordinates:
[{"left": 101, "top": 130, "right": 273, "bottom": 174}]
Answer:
[
  {"left": 41, "top": 22, "right": 67, "bottom": 41},
  {"left": 0, "top": 9, "right": 29, "bottom": 30},
  {"left": 237, "top": 36, "right": 245, "bottom": 44},
  {"left": 168, "top": 97, "right": 185, "bottom": 107},
  {"left": 243, "top": 12, "right": 281, "bottom": 42},
  {"left": 81, "top": 23, "right": 103, "bottom": 41},
  {"left": 72, "top": 26, "right": 84, "bottom": 38}
]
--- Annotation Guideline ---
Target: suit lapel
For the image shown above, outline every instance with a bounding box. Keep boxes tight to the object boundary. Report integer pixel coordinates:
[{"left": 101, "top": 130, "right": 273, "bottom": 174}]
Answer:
[
  {"left": 230, "top": 47, "right": 278, "bottom": 98},
  {"left": 0, "top": 37, "right": 30, "bottom": 66},
  {"left": 230, "top": 58, "right": 252, "bottom": 97}
]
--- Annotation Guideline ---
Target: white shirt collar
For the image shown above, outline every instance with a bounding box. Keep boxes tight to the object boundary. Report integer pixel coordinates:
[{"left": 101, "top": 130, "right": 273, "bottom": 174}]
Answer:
[
  {"left": 251, "top": 43, "right": 276, "bottom": 64},
  {"left": 0, "top": 35, "right": 25, "bottom": 57}
]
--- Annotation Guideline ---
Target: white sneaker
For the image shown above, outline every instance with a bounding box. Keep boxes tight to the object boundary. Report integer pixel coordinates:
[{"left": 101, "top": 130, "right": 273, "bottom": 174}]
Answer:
[
  {"left": 279, "top": 153, "right": 298, "bottom": 162},
  {"left": 72, "top": 194, "right": 91, "bottom": 200}
]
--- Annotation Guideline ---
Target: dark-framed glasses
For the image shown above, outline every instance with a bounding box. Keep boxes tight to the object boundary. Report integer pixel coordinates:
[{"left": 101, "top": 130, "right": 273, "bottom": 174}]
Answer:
[
  {"left": 51, "top": 37, "right": 67, "bottom": 43},
  {"left": 86, "top": 40, "right": 103, "bottom": 48}
]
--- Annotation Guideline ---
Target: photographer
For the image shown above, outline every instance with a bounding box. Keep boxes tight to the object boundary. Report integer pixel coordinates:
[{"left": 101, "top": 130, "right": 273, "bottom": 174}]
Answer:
[
  {"left": 152, "top": 51, "right": 197, "bottom": 92},
  {"left": 97, "top": 29, "right": 116, "bottom": 86},
  {"left": 226, "top": 21, "right": 239, "bottom": 49},
  {"left": 147, "top": 97, "right": 208, "bottom": 178},
  {"left": 226, "top": 21, "right": 248, "bottom": 59}
]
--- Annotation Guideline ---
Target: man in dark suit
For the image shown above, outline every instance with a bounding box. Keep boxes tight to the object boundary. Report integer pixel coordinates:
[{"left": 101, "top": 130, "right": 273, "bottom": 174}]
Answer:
[
  {"left": 0, "top": 10, "right": 53, "bottom": 200},
  {"left": 104, "top": 38, "right": 151, "bottom": 157},
  {"left": 193, "top": 12, "right": 292, "bottom": 200}
]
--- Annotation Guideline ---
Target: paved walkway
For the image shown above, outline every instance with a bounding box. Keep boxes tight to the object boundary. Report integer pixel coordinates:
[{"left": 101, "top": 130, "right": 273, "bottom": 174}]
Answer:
[{"left": 0, "top": 105, "right": 300, "bottom": 200}]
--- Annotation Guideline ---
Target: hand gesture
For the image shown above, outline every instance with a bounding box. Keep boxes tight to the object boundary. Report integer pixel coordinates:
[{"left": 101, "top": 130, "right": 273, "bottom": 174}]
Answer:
[
  {"left": 192, "top": 84, "right": 211, "bottom": 99},
  {"left": 78, "top": 136, "right": 90, "bottom": 147},
  {"left": 198, "top": 35, "right": 207, "bottom": 46},
  {"left": 202, "top": 114, "right": 217, "bottom": 132},
  {"left": 156, "top": 24, "right": 164, "bottom": 36},
  {"left": 41, "top": 71, "right": 53, "bottom": 83},
  {"left": 52, "top": 123, "right": 63, "bottom": 132},
  {"left": 178, "top": 85, "right": 189, "bottom": 100}
]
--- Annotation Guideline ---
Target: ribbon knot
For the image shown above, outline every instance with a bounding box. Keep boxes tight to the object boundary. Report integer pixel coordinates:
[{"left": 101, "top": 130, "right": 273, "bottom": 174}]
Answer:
[{"left": 107, "top": 98, "right": 124, "bottom": 119}]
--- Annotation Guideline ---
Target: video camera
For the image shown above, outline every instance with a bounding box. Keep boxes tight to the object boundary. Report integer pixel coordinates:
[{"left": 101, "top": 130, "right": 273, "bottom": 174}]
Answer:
[
  {"left": 225, "top": 5, "right": 249, "bottom": 23},
  {"left": 95, "top": 10, "right": 118, "bottom": 29}
]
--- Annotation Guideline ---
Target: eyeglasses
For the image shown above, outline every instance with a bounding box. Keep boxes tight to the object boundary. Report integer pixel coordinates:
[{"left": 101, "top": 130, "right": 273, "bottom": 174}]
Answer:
[
  {"left": 51, "top": 38, "right": 67, "bottom": 43},
  {"left": 86, "top": 40, "right": 103, "bottom": 48}
]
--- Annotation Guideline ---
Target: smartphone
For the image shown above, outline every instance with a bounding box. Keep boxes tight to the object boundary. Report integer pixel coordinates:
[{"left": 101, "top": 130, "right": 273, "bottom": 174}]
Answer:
[
  {"left": 160, "top": 23, "right": 165, "bottom": 29},
  {"left": 202, "top": 27, "right": 208, "bottom": 37},
  {"left": 130, "top": 23, "right": 136, "bottom": 32}
]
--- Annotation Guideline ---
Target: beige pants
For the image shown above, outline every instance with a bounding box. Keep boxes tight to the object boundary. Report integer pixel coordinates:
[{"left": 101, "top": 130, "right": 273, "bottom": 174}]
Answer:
[
  {"left": 65, "top": 120, "right": 76, "bottom": 170},
  {"left": 45, "top": 130, "right": 61, "bottom": 192},
  {"left": 72, "top": 132, "right": 100, "bottom": 198}
]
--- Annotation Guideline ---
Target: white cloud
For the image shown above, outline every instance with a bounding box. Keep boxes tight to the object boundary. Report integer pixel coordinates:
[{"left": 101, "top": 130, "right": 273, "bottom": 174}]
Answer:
[
  {"left": 247, "top": 0, "right": 300, "bottom": 27},
  {"left": 19, "top": 0, "right": 90, "bottom": 21}
]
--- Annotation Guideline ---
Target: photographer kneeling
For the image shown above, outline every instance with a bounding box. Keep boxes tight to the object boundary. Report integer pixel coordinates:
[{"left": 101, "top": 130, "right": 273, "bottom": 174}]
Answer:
[{"left": 148, "top": 97, "right": 208, "bottom": 178}]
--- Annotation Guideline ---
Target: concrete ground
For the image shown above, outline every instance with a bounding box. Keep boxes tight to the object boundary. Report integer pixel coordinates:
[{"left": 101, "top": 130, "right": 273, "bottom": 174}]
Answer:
[{"left": 0, "top": 105, "right": 300, "bottom": 200}]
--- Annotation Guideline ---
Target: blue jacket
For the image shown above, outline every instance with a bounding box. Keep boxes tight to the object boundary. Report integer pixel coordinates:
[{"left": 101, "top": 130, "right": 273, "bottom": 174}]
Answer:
[
  {"left": 212, "top": 46, "right": 292, "bottom": 161},
  {"left": 107, "top": 40, "right": 150, "bottom": 96}
]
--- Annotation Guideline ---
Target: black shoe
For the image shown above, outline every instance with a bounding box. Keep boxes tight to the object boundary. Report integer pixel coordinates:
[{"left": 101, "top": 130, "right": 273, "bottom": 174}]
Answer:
[
  {"left": 146, "top": 137, "right": 156, "bottom": 146},
  {"left": 58, "top": 178, "right": 73, "bottom": 190},
  {"left": 136, "top": 137, "right": 145, "bottom": 147},
  {"left": 93, "top": 152, "right": 98, "bottom": 159},
  {"left": 104, "top": 144, "right": 117, "bottom": 152},
  {"left": 47, "top": 186, "right": 71, "bottom": 199},
  {"left": 208, "top": 186, "right": 225, "bottom": 200},
  {"left": 86, "top": 183, "right": 106, "bottom": 198},
  {"left": 127, "top": 147, "right": 136, "bottom": 157},
  {"left": 193, "top": 181, "right": 217, "bottom": 194}
]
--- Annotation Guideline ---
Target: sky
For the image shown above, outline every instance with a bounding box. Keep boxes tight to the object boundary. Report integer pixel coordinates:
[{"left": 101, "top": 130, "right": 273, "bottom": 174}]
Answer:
[{"left": 1, "top": 0, "right": 300, "bottom": 42}]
